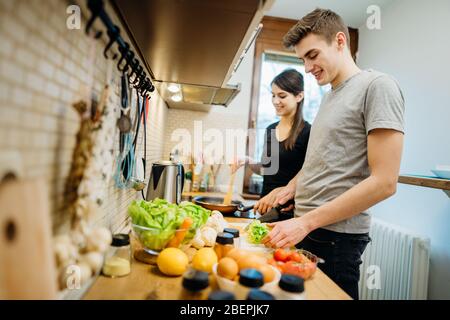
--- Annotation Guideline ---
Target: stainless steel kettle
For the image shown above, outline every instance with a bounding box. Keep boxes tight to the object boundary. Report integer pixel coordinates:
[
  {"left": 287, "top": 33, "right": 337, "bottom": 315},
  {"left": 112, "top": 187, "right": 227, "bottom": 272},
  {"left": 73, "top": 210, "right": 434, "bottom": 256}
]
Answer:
[{"left": 145, "top": 161, "right": 185, "bottom": 204}]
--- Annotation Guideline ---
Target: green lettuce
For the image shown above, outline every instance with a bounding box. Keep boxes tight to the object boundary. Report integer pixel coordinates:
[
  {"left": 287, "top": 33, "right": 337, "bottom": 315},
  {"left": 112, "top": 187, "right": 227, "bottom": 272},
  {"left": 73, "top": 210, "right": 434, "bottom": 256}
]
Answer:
[
  {"left": 178, "top": 201, "right": 211, "bottom": 241},
  {"left": 128, "top": 198, "right": 210, "bottom": 250},
  {"left": 247, "top": 220, "right": 269, "bottom": 244}
]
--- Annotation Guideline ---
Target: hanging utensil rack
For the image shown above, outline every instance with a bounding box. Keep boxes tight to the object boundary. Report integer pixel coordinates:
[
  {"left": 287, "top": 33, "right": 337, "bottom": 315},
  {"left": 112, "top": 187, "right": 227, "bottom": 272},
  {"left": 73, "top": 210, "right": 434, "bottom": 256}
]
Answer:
[{"left": 85, "top": 0, "right": 155, "bottom": 98}]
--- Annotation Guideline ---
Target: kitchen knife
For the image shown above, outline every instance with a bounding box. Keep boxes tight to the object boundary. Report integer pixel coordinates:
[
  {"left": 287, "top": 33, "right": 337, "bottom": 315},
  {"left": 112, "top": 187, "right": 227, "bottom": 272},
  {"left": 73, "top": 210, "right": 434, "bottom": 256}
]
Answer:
[
  {"left": 257, "top": 207, "right": 280, "bottom": 223},
  {"left": 257, "top": 200, "right": 295, "bottom": 223}
]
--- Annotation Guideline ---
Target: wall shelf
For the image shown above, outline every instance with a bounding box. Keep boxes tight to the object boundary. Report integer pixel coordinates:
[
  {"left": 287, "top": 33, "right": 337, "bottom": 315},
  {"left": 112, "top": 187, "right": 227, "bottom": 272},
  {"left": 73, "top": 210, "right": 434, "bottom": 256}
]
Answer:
[{"left": 398, "top": 175, "right": 450, "bottom": 197}]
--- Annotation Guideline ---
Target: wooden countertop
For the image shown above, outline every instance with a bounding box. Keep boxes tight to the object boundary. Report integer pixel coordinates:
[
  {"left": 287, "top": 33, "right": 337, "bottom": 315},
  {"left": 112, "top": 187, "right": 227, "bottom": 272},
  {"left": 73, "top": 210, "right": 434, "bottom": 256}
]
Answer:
[{"left": 83, "top": 218, "right": 351, "bottom": 300}]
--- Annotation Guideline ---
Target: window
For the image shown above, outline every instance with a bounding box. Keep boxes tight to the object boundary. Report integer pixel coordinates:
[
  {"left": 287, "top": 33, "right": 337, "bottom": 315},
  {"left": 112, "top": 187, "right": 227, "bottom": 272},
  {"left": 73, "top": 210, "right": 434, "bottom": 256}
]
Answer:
[{"left": 253, "top": 52, "right": 330, "bottom": 162}]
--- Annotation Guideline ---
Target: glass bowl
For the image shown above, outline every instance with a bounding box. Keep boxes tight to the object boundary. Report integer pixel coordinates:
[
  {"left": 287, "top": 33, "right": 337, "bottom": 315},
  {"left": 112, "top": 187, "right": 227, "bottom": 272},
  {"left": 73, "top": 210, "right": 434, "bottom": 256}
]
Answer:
[
  {"left": 268, "top": 249, "right": 324, "bottom": 280},
  {"left": 131, "top": 223, "right": 192, "bottom": 255}
]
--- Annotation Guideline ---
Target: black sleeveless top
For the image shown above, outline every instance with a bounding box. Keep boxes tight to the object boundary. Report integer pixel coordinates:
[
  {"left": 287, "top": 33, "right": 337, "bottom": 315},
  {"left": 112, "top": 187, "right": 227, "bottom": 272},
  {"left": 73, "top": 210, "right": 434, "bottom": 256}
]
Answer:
[{"left": 260, "top": 121, "right": 311, "bottom": 198}]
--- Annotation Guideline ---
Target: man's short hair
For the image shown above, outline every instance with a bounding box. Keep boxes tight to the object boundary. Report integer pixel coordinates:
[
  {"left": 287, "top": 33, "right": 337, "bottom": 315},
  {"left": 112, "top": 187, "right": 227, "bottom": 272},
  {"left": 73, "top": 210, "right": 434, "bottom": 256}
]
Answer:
[{"left": 283, "top": 8, "right": 350, "bottom": 49}]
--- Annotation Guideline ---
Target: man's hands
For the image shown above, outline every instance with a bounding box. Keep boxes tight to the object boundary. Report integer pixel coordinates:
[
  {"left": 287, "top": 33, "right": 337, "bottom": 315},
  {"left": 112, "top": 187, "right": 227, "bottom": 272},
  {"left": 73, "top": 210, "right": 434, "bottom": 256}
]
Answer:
[
  {"left": 254, "top": 183, "right": 296, "bottom": 214},
  {"left": 261, "top": 217, "right": 311, "bottom": 249}
]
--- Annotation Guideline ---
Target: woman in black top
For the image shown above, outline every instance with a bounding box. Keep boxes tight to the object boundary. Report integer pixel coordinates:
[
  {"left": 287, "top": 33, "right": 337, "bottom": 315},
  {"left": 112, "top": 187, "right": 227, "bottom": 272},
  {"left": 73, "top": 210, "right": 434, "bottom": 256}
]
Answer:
[{"left": 235, "top": 69, "right": 311, "bottom": 219}]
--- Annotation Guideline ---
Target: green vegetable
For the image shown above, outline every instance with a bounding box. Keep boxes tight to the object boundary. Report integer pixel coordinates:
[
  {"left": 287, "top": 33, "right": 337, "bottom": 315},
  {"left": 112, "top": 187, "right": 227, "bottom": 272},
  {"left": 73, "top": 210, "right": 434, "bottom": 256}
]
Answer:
[
  {"left": 247, "top": 220, "right": 269, "bottom": 244},
  {"left": 128, "top": 198, "right": 211, "bottom": 250},
  {"left": 178, "top": 201, "right": 210, "bottom": 241}
]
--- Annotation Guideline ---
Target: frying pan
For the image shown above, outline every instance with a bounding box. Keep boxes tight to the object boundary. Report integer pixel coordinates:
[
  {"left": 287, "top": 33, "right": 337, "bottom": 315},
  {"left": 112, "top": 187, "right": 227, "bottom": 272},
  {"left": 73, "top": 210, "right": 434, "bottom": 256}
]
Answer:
[{"left": 192, "top": 196, "right": 254, "bottom": 215}]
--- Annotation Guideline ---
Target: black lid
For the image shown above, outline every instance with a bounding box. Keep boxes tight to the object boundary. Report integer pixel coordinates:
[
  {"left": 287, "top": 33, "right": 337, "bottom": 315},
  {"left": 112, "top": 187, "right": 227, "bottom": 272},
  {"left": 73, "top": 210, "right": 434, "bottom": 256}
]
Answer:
[
  {"left": 238, "top": 269, "right": 264, "bottom": 288},
  {"left": 223, "top": 228, "right": 240, "bottom": 238},
  {"left": 182, "top": 269, "right": 209, "bottom": 292},
  {"left": 279, "top": 274, "right": 305, "bottom": 293},
  {"left": 246, "top": 289, "right": 275, "bottom": 300},
  {"left": 111, "top": 234, "right": 130, "bottom": 247},
  {"left": 215, "top": 232, "right": 234, "bottom": 245},
  {"left": 208, "top": 290, "right": 236, "bottom": 300}
]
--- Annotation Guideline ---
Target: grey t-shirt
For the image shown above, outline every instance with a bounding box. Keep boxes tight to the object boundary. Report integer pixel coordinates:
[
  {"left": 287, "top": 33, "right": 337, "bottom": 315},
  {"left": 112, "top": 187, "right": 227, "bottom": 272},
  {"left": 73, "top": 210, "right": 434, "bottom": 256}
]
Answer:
[{"left": 294, "top": 69, "right": 405, "bottom": 234}]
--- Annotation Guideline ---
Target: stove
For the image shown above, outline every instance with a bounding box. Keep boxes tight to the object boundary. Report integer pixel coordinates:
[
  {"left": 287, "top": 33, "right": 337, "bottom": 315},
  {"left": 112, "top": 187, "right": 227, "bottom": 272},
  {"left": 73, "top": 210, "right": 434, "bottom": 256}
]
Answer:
[{"left": 233, "top": 209, "right": 260, "bottom": 219}]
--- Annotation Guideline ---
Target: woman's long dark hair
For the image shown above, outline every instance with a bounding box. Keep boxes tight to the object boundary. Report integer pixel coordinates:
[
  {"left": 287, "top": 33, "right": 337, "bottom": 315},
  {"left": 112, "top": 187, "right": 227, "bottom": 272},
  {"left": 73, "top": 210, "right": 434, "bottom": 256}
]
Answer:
[{"left": 271, "top": 69, "right": 305, "bottom": 150}]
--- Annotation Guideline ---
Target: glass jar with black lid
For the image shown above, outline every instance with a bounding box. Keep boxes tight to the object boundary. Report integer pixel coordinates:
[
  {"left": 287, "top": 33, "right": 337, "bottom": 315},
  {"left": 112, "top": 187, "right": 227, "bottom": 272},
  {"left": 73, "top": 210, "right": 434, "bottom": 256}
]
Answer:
[
  {"left": 214, "top": 232, "right": 234, "bottom": 260},
  {"left": 102, "top": 234, "right": 131, "bottom": 278},
  {"left": 180, "top": 269, "right": 210, "bottom": 300},
  {"left": 276, "top": 274, "right": 306, "bottom": 300},
  {"left": 235, "top": 268, "right": 264, "bottom": 300},
  {"left": 223, "top": 228, "right": 240, "bottom": 248}
]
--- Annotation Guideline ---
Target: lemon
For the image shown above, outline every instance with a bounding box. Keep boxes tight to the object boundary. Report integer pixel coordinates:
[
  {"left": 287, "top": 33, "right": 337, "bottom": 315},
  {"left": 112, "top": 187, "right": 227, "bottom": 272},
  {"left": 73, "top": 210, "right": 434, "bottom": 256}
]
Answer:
[
  {"left": 157, "top": 248, "right": 189, "bottom": 276},
  {"left": 192, "top": 248, "right": 218, "bottom": 273}
]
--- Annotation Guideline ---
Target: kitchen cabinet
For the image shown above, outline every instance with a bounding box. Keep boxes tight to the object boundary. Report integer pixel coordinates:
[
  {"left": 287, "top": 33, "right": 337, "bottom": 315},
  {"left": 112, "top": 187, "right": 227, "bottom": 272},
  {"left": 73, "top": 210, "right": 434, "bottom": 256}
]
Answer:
[{"left": 111, "top": 0, "right": 275, "bottom": 111}]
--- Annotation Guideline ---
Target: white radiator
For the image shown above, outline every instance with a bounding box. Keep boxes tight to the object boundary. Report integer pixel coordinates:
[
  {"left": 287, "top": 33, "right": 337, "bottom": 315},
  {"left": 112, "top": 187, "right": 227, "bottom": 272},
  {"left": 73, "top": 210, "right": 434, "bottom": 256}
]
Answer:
[{"left": 359, "top": 218, "right": 430, "bottom": 300}]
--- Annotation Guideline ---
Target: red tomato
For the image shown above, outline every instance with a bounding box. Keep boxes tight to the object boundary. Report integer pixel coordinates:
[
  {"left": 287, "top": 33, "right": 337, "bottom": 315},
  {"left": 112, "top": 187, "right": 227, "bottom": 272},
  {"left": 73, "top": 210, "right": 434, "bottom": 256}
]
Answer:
[
  {"left": 269, "top": 257, "right": 285, "bottom": 271},
  {"left": 281, "top": 261, "right": 310, "bottom": 279},
  {"left": 274, "top": 249, "right": 289, "bottom": 262},
  {"left": 287, "top": 251, "right": 302, "bottom": 263}
]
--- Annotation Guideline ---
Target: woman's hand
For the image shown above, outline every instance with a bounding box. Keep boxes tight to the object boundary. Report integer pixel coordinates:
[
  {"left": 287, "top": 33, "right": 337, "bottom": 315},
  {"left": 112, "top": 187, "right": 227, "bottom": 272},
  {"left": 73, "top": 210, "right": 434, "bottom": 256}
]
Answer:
[
  {"left": 261, "top": 217, "right": 311, "bottom": 249},
  {"left": 254, "top": 187, "right": 283, "bottom": 214}
]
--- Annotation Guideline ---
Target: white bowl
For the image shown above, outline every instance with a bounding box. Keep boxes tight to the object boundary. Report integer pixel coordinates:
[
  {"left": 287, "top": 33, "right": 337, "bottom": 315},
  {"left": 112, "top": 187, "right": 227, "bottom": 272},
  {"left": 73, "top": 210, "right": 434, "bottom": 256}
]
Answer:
[
  {"left": 431, "top": 167, "right": 450, "bottom": 180},
  {"left": 212, "top": 263, "right": 281, "bottom": 294}
]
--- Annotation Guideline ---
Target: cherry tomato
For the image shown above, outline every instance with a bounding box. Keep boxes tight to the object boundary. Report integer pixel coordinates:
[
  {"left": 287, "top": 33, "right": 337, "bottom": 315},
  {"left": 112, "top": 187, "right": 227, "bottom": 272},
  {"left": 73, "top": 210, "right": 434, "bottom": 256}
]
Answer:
[
  {"left": 273, "top": 248, "right": 289, "bottom": 262},
  {"left": 281, "top": 261, "right": 310, "bottom": 279},
  {"left": 287, "top": 251, "right": 302, "bottom": 262}
]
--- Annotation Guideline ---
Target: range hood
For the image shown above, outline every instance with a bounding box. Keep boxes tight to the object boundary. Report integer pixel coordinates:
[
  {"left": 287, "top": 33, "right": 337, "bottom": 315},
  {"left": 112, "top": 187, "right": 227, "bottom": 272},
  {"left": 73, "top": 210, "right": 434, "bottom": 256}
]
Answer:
[{"left": 112, "top": 0, "right": 274, "bottom": 111}]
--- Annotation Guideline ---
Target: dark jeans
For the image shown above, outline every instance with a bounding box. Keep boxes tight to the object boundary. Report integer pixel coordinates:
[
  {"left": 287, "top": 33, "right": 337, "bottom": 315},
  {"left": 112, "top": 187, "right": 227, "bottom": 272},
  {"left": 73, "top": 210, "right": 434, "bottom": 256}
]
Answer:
[{"left": 296, "top": 228, "right": 371, "bottom": 300}]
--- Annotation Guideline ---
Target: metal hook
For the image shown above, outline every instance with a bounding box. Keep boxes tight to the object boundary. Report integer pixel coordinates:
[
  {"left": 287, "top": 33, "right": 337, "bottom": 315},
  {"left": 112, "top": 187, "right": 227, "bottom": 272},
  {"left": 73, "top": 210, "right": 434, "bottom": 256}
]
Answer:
[
  {"left": 127, "top": 58, "right": 138, "bottom": 83},
  {"left": 129, "top": 61, "right": 142, "bottom": 85},
  {"left": 117, "top": 42, "right": 130, "bottom": 72},
  {"left": 135, "top": 73, "right": 146, "bottom": 90},
  {"left": 138, "top": 79, "right": 148, "bottom": 97},
  {"left": 86, "top": 0, "right": 104, "bottom": 38},
  {"left": 148, "top": 81, "right": 155, "bottom": 93},
  {"left": 135, "top": 78, "right": 146, "bottom": 93},
  {"left": 121, "top": 50, "right": 134, "bottom": 75},
  {"left": 104, "top": 24, "right": 120, "bottom": 60}
]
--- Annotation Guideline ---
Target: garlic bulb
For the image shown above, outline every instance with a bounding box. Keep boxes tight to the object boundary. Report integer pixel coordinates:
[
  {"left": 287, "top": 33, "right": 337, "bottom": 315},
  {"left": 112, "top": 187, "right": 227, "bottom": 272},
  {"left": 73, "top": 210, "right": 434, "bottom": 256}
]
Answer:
[
  {"left": 78, "top": 262, "right": 93, "bottom": 285},
  {"left": 86, "top": 227, "right": 112, "bottom": 253},
  {"left": 54, "top": 241, "right": 78, "bottom": 268},
  {"left": 80, "top": 252, "right": 104, "bottom": 274}
]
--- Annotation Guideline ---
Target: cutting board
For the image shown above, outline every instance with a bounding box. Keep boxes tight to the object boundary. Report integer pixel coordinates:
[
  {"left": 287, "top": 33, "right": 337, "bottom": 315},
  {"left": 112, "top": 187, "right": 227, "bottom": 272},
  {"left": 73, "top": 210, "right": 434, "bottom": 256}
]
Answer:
[{"left": 0, "top": 178, "right": 57, "bottom": 299}]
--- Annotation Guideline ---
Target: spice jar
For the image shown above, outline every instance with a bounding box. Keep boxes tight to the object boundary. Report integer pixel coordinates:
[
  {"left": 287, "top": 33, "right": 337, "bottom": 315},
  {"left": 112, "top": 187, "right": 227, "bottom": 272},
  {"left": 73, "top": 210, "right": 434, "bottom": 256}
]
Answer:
[
  {"left": 102, "top": 234, "right": 131, "bottom": 278},
  {"left": 223, "top": 228, "right": 240, "bottom": 248},
  {"left": 246, "top": 289, "right": 276, "bottom": 300},
  {"left": 208, "top": 290, "right": 236, "bottom": 300},
  {"left": 235, "top": 268, "right": 264, "bottom": 300},
  {"left": 180, "top": 269, "right": 210, "bottom": 300},
  {"left": 275, "top": 274, "right": 306, "bottom": 300},
  {"left": 214, "top": 232, "right": 234, "bottom": 260}
]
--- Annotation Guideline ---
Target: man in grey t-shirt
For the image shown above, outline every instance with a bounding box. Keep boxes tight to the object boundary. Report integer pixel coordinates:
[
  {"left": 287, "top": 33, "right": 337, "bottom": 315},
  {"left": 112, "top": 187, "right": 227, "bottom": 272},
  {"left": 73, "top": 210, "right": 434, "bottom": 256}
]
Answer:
[
  {"left": 261, "top": 9, "right": 405, "bottom": 300},
  {"left": 295, "top": 69, "right": 404, "bottom": 234}
]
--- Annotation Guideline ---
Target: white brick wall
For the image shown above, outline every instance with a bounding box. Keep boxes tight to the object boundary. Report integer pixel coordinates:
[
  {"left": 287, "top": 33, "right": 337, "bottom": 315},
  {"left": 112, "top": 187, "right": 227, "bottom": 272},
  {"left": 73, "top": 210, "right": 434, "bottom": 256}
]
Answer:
[
  {"left": 0, "top": 0, "right": 168, "bottom": 234},
  {"left": 163, "top": 108, "right": 249, "bottom": 193}
]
